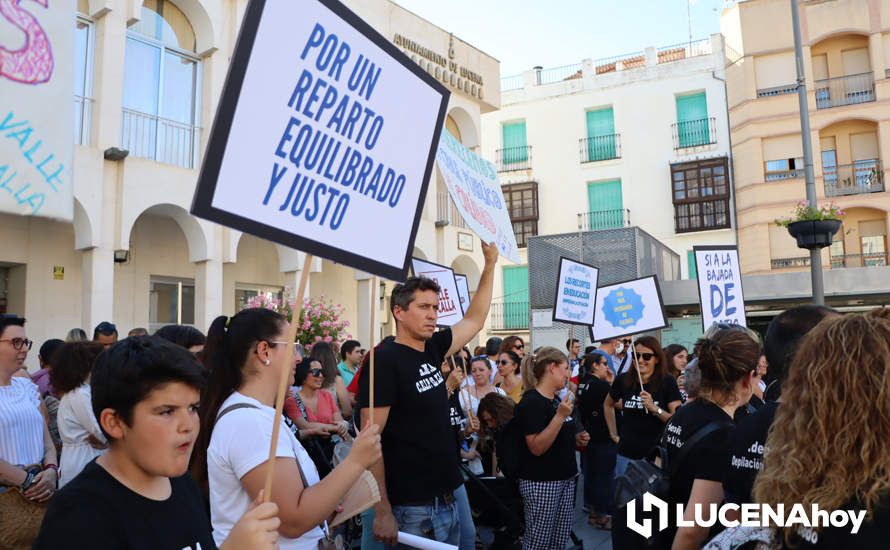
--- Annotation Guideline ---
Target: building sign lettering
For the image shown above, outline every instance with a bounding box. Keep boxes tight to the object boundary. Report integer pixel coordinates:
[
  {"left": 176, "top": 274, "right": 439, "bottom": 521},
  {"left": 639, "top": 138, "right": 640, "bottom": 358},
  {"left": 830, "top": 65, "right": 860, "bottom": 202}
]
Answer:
[{"left": 393, "top": 33, "right": 485, "bottom": 100}]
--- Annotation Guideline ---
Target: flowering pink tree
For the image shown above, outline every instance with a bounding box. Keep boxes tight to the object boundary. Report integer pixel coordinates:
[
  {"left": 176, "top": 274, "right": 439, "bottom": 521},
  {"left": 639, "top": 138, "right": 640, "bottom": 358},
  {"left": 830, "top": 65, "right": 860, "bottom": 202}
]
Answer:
[{"left": 244, "top": 291, "right": 351, "bottom": 347}]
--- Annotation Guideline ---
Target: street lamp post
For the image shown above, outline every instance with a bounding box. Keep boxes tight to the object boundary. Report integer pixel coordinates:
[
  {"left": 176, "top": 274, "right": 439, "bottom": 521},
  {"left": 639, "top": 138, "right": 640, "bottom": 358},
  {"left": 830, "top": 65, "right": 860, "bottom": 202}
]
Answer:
[{"left": 790, "top": 0, "right": 825, "bottom": 305}]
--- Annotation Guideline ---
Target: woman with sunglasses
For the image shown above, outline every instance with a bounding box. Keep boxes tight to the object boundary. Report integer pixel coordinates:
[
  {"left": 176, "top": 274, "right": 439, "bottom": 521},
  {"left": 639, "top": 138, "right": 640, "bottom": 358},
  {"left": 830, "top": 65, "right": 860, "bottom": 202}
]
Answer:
[
  {"left": 498, "top": 335, "right": 525, "bottom": 359},
  {"left": 604, "top": 336, "right": 682, "bottom": 479},
  {"left": 495, "top": 350, "right": 524, "bottom": 404},
  {"left": 295, "top": 360, "right": 349, "bottom": 438},
  {"left": 0, "top": 315, "right": 58, "bottom": 548},
  {"left": 193, "top": 308, "right": 382, "bottom": 550}
]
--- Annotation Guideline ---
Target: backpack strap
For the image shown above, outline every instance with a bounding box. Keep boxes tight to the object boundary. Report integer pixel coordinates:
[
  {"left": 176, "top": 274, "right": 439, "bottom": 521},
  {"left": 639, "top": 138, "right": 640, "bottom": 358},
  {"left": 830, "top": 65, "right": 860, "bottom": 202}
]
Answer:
[
  {"left": 667, "top": 420, "right": 732, "bottom": 477},
  {"left": 216, "top": 402, "right": 259, "bottom": 421}
]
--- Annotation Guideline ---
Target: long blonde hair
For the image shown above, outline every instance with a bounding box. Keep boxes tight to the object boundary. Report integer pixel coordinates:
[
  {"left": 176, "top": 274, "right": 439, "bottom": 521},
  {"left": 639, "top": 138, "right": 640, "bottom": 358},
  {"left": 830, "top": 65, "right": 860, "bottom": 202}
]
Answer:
[{"left": 753, "top": 313, "right": 890, "bottom": 539}]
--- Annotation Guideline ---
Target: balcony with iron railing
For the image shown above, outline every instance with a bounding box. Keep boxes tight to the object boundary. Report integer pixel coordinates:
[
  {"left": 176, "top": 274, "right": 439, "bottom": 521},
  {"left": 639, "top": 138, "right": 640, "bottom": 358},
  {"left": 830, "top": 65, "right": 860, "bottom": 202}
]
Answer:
[
  {"left": 814, "top": 72, "right": 875, "bottom": 109},
  {"left": 496, "top": 146, "right": 532, "bottom": 172},
  {"left": 121, "top": 108, "right": 200, "bottom": 169},
  {"left": 772, "top": 252, "right": 888, "bottom": 270},
  {"left": 74, "top": 95, "right": 93, "bottom": 146},
  {"left": 577, "top": 209, "right": 631, "bottom": 231},
  {"left": 489, "top": 300, "right": 529, "bottom": 331},
  {"left": 579, "top": 134, "right": 621, "bottom": 163},
  {"left": 823, "top": 159, "right": 883, "bottom": 197},
  {"left": 672, "top": 117, "right": 717, "bottom": 149},
  {"left": 756, "top": 83, "right": 797, "bottom": 98}
]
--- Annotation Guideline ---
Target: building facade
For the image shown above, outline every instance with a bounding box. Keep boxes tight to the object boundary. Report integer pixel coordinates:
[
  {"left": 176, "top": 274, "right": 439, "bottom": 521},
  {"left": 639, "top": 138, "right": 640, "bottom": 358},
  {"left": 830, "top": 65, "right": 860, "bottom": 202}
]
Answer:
[
  {"left": 722, "top": 0, "right": 890, "bottom": 275},
  {"left": 1, "top": 0, "right": 499, "bottom": 369},
  {"left": 481, "top": 35, "right": 736, "bottom": 342}
]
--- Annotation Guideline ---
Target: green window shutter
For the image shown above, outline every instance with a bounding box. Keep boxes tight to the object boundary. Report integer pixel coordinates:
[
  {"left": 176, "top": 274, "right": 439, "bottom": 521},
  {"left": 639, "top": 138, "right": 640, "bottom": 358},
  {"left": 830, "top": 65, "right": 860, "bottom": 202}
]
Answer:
[
  {"left": 502, "top": 122, "right": 528, "bottom": 164},
  {"left": 586, "top": 180, "right": 623, "bottom": 229},
  {"left": 687, "top": 250, "right": 698, "bottom": 279},
  {"left": 585, "top": 108, "right": 616, "bottom": 161},
  {"left": 676, "top": 92, "right": 709, "bottom": 147},
  {"left": 502, "top": 266, "right": 529, "bottom": 330}
]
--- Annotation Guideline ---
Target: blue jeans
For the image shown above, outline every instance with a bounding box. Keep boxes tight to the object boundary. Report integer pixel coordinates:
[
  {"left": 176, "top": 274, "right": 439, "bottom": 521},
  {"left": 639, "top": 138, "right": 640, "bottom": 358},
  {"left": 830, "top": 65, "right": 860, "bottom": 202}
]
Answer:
[
  {"left": 361, "top": 508, "right": 385, "bottom": 550},
  {"left": 583, "top": 441, "right": 618, "bottom": 515},
  {"left": 453, "top": 484, "right": 476, "bottom": 550},
  {"left": 386, "top": 496, "right": 460, "bottom": 549},
  {"left": 614, "top": 453, "right": 633, "bottom": 479}
]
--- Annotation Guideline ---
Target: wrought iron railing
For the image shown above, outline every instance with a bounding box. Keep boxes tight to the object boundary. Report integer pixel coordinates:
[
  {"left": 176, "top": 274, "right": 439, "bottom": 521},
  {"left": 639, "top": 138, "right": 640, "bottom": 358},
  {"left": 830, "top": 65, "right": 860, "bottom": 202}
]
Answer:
[
  {"left": 539, "top": 63, "right": 583, "bottom": 85},
  {"left": 577, "top": 209, "right": 631, "bottom": 231},
  {"left": 672, "top": 117, "right": 717, "bottom": 149},
  {"left": 435, "top": 192, "right": 469, "bottom": 229},
  {"left": 757, "top": 83, "right": 797, "bottom": 97},
  {"left": 496, "top": 146, "right": 532, "bottom": 172},
  {"left": 121, "top": 108, "right": 199, "bottom": 169},
  {"left": 489, "top": 300, "right": 528, "bottom": 331},
  {"left": 772, "top": 253, "right": 888, "bottom": 270},
  {"left": 771, "top": 257, "right": 811, "bottom": 269},
  {"left": 823, "top": 159, "right": 883, "bottom": 197},
  {"left": 594, "top": 50, "right": 645, "bottom": 74},
  {"left": 814, "top": 72, "right": 875, "bottom": 109},
  {"left": 579, "top": 134, "right": 621, "bottom": 163},
  {"left": 74, "top": 95, "right": 93, "bottom": 146},
  {"left": 656, "top": 38, "right": 712, "bottom": 64}
]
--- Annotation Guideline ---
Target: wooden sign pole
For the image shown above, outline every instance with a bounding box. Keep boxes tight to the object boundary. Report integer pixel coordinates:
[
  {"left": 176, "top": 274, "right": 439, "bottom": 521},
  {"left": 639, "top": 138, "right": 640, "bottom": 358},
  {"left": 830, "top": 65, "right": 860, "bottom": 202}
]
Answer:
[
  {"left": 263, "top": 254, "right": 313, "bottom": 502},
  {"left": 369, "top": 276, "right": 378, "bottom": 425}
]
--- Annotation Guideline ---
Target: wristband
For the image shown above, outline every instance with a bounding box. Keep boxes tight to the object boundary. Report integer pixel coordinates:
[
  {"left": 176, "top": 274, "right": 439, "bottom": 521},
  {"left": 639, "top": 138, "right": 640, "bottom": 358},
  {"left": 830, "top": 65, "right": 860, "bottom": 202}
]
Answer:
[
  {"left": 43, "top": 464, "right": 58, "bottom": 472},
  {"left": 19, "top": 470, "right": 35, "bottom": 491}
]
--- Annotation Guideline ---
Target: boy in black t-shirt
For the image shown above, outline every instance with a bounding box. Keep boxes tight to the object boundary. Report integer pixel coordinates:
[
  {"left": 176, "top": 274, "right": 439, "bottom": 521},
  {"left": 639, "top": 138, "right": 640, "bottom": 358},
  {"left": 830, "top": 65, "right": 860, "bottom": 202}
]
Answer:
[
  {"left": 359, "top": 241, "right": 499, "bottom": 548},
  {"left": 33, "top": 337, "right": 279, "bottom": 550}
]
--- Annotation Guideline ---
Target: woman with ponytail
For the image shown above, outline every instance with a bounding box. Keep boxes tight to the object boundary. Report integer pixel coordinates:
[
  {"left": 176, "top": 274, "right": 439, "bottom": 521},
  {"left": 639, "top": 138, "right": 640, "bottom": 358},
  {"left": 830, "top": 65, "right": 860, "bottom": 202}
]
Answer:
[
  {"left": 193, "top": 308, "right": 382, "bottom": 550},
  {"left": 662, "top": 328, "right": 759, "bottom": 549}
]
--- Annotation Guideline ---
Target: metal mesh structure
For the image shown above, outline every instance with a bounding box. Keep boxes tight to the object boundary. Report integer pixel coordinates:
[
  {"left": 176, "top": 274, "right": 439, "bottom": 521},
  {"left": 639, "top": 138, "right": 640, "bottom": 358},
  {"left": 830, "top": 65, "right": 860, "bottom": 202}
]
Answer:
[{"left": 527, "top": 227, "right": 680, "bottom": 348}]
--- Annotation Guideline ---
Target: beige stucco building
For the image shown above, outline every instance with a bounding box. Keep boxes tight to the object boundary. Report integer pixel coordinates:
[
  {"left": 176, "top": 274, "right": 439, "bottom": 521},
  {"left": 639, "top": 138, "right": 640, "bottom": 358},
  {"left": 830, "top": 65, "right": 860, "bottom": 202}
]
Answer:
[
  {"left": 1, "top": 0, "right": 499, "bottom": 370},
  {"left": 722, "top": 0, "right": 890, "bottom": 276}
]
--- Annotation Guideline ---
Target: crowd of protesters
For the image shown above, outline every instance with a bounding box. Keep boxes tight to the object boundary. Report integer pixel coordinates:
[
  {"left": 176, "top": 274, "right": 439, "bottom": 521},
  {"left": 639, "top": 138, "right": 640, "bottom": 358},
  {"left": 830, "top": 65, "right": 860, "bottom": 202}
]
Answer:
[{"left": 3, "top": 243, "right": 890, "bottom": 549}]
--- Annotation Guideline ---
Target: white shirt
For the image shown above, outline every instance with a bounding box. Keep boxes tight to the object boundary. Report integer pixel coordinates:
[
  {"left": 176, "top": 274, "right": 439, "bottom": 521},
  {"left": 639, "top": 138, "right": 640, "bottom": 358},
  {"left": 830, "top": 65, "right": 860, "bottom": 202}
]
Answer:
[
  {"left": 458, "top": 386, "right": 506, "bottom": 415},
  {"left": 0, "top": 377, "right": 44, "bottom": 465},
  {"left": 57, "top": 384, "right": 106, "bottom": 487},
  {"left": 208, "top": 392, "right": 324, "bottom": 550}
]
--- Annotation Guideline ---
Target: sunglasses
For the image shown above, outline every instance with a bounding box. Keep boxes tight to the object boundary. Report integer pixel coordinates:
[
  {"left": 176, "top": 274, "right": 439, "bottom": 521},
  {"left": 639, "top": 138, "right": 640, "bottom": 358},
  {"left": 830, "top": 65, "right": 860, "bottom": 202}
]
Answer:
[
  {"left": 513, "top": 343, "right": 524, "bottom": 350},
  {"left": 308, "top": 368, "right": 325, "bottom": 377},
  {"left": 0, "top": 337, "right": 32, "bottom": 351},
  {"left": 268, "top": 341, "right": 301, "bottom": 356},
  {"left": 498, "top": 359, "right": 514, "bottom": 365},
  {"left": 635, "top": 352, "right": 656, "bottom": 361}
]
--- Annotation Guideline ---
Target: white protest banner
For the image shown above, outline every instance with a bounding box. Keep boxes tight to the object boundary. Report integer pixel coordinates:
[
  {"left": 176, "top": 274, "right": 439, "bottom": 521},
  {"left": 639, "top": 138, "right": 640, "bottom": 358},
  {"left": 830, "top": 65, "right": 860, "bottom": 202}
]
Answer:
[
  {"left": 694, "top": 245, "right": 747, "bottom": 330},
  {"left": 411, "top": 258, "right": 463, "bottom": 327},
  {"left": 454, "top": 273, "right": 470, "bottom": 315},
  {"left": 191, "top": 0, "right": 449, "bottom": 281},
  {"left": 0, "top": 0, "right": 74, "bottom": 220},
  {"left": 590, "top": 275, "right": 668, "bottom": 341},
  {"left": 553, "top": 257, "right": 599, "bottom": 326},
  {"left": 435, "top": 129, "right": 520, "bottom": 264}
]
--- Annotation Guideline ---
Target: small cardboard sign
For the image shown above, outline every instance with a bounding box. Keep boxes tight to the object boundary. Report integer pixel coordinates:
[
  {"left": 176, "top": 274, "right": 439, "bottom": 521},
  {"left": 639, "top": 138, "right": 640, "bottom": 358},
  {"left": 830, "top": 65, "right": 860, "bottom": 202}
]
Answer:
[
  {"left": 552, "top": 257, "right": 599, "bottom": 326},
  {"left": 191, "top": 0, "right": 449, "bottom": 281},
  {"left": 410, "top": 258, "right": 463, "bottom": 327},
  {"left": 694, "top": 245, "right": 746, "bottom": 331},
  {"left": 590, "top": 275, "right": 668, "bottom": 341}
]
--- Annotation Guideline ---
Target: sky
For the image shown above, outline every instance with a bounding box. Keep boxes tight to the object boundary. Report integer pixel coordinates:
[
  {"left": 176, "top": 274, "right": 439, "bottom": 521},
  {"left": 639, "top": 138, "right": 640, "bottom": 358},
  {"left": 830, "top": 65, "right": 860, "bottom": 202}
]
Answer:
[{"left": 393, "top": 0, "right": 729, "bottom": 77}]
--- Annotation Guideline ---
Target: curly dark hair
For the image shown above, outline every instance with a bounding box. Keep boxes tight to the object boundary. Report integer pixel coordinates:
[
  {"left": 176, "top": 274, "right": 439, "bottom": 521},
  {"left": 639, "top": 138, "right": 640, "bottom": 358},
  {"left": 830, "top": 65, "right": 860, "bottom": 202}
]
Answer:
[
  {"left": 476, "top": 392, "right": 515, "bottom": 437},
  {"left": 49, "top": 341, "right": 105, "bottom": 395}
]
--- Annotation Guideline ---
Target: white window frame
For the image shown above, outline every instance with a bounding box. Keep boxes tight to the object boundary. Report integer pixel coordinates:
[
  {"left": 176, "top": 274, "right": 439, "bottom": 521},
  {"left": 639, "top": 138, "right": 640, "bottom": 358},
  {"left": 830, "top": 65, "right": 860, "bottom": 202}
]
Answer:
[
  {"left": 234, "top": 283, "right": 284, "bottom": 312},
  {"left": 149, "top": 275, "right": 196, "bottom": 332},
  {"left": 74, "top": 13, "right": 95, "bottom": 145}
]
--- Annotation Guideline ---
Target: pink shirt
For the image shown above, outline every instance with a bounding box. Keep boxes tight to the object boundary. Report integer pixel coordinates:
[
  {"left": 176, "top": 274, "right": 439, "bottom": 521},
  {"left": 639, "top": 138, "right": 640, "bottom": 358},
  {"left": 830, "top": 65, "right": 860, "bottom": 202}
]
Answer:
[{"left": 302, "top": 389, "right": 338, "bottom": 424}]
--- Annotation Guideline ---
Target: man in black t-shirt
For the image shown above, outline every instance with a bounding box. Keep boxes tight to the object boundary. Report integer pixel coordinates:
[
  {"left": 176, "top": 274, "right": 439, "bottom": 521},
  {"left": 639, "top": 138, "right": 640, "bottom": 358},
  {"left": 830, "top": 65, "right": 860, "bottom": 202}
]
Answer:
[
  {"left": 723, "top": 306, "right": 838, "bottom": 507},
  {"left": 359, "top": 241, "right": 498, "bottom": 548},
  {"left": 33, "top": 337, "right": 279, "bottom": 550}
]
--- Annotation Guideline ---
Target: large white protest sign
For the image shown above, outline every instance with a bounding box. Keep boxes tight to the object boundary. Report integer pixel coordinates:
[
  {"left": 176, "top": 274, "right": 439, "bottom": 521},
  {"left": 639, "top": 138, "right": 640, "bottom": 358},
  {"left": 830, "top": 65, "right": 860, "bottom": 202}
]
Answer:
[
  {"left": 435, "top": 129, "right": 520, "bottom": 264},
  {"left": 192, "top": 0, "right": 449, "bottom": 281},
  {"left": 553, "top": 257, "right": 599, "bottom": 326},
  {"left": 694, "top": 245, "right": 746, "bottom": 330},
  {"left": 454, "top": 273, "right": 470, "bottom": 315},
  {"left": 0, "top": 0, "right": 74, "bottom": 220},
  {"left": 411, "top": 258, "right": 463, "bottom": 327},
  {"left": 590, "top": 275, "right": 668, "bottom": 341}
]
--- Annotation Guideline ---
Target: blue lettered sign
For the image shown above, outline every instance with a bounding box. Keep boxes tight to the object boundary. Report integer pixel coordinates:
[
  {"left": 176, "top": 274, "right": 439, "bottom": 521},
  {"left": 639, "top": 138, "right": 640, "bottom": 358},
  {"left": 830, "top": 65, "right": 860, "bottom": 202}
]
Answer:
[
  {"left": 191, "top": 0, "right": 449, "bottom": 281},
  {"left": 591, "top": 275, "right": 668, "bottom": 341},
  {"left": 693, "top": 245, "right": 746, "bottom": 331},
  {"left": 552, "top": 257, "right": 599, "bottom": 326}
]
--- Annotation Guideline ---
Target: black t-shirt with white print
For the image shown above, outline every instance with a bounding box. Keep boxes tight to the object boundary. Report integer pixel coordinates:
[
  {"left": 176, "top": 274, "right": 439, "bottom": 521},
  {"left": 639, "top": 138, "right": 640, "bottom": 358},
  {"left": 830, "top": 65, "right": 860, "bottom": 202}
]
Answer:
[
  {"left": 609, "top": 373, "right": 682, "bottom": 459},
  {"left": 447, "top": 388, "right": 467, "bottom": 458},
  {"left": 781, "top": 497, "right": 890, "bottom": 549},
  {"left": 723, "top": 400, "right": 778, "bottom": 505},
  {"left": 33, "top": 460, "right": 216, "bottom": 550},
  {"left": 357, "top": 329, "right": 462, "bottom": 505},
  {"left": 514, "top": 389, "right": 578, "bottom": 482}
]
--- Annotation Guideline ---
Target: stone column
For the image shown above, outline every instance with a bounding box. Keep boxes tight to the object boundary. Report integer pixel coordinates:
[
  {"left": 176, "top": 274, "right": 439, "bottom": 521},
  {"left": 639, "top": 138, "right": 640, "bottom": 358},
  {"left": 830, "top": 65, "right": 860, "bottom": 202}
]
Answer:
[
  {"left": 195, "top": 259, "right": 223, "bottom": 330},
  {"left": 81, "top": 247, "right": 115, "bottom": 333}
]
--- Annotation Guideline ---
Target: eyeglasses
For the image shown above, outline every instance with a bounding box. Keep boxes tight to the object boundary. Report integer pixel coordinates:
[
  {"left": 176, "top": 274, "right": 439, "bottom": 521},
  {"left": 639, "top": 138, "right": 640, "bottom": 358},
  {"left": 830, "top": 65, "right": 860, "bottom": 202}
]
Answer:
[
  {"left": 621, "top": 339, "right": 632, "bottom": 345},
  {"left": 268, "top": 341, "right": 300, "bottom": 356},
  {"left": 308, "top": 368, "right": 325, "bottom": 377},
  {"left": 0, "top": 338, "right": 33, "bottom": 351},
  {"left": 635, "top": 352, "right": 655, "bottom": 361}
]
